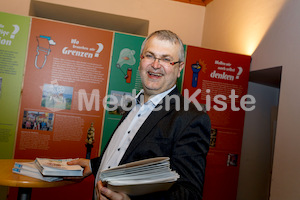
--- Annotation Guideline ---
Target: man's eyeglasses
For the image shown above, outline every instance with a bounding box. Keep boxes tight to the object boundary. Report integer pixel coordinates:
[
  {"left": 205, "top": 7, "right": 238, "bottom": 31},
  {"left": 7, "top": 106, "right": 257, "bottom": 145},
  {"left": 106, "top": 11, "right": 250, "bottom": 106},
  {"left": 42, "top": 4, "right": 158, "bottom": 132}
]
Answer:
[{"left": 140, "top": 53, "right": 181, "bottom": 66}]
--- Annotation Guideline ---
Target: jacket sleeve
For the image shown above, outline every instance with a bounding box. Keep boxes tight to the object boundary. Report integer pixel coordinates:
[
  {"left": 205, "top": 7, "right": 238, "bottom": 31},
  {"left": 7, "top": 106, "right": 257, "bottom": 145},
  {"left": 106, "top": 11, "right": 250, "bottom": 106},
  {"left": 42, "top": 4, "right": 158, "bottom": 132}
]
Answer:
[{"left": 90, "top": 156, "right": 102, "bottom": 177}]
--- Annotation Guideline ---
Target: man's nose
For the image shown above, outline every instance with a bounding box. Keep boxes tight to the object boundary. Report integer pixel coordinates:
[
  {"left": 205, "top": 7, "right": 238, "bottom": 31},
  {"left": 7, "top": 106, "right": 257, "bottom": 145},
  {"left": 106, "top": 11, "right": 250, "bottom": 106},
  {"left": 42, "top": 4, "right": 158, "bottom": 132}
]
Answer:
[{"left": 152, "top": 58, "right": 161, "bottom": 68}]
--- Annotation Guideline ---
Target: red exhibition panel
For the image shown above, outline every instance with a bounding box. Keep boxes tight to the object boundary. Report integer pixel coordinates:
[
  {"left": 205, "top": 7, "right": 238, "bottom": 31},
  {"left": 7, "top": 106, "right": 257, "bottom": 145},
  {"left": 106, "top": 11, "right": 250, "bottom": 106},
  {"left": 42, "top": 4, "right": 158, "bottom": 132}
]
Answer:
[
  {"left": 183, "top": 45, "right": 251, "bottom": 200},
  {"left": 11, "top": 17, "right": 113, "bottom": 200}
]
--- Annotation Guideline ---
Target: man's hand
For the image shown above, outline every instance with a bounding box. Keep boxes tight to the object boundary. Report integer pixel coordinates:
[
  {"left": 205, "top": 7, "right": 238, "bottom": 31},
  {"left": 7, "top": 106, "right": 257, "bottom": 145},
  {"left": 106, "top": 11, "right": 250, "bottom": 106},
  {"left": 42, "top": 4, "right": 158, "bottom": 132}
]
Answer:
[
  {"left": 96, "top": 181, "right": 130, "bottom": 200},
  {"left": 66, "top": 158, "right": 92, "bottom": 179}
]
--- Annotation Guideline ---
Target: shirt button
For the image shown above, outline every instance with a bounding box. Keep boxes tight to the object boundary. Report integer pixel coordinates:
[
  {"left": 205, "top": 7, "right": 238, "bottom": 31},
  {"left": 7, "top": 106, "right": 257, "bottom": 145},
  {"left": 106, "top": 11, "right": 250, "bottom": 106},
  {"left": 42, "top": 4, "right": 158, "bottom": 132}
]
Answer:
[
  {"left": 138, "top": 114, "right": 141, "bottom": 117},
  {"left": 128, "top": 131, "right": 131, "bottom": 134},
  {"left": 118, "top": 148, "right": 120, "bottom": 151},
  {"left": 108, "top": 166, "right": 111, "bottom": 169}
]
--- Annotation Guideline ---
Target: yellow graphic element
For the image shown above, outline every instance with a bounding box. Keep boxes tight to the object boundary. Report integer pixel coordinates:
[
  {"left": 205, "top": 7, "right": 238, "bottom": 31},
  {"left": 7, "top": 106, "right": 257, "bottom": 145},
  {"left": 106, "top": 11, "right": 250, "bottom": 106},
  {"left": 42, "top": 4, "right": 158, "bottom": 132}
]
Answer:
[{"left": 198, "top": 59, "right": 207, "bottom": 73}]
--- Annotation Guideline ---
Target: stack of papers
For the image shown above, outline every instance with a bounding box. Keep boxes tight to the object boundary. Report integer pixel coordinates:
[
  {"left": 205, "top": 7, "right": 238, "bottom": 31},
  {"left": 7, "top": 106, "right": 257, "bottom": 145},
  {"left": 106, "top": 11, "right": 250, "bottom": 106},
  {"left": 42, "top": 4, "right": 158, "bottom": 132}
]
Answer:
[
  {"left": 34, "top": 158, "right": 83, "bottom": 176},
  {"left": 100, "top": 157, "right": 179, "bottom": 196},
  {"left": 13, "top": 161, "right": 63, "bottom": 182},
  {"left": 12, "top": 158, "right": 83, "bottom": 182}
]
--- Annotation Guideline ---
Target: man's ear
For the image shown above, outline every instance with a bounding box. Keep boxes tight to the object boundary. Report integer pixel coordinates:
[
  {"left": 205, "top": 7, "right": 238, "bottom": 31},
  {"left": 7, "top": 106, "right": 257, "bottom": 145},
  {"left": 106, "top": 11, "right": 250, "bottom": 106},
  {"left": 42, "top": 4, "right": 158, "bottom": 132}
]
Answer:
[{"left": 177, "top": 62, "right": 185, "bottom": 78}]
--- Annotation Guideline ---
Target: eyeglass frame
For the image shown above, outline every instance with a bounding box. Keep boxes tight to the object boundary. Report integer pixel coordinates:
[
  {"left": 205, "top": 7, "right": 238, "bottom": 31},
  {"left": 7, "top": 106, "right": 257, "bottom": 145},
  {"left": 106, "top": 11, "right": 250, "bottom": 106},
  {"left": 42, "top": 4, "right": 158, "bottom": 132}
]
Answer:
[{"left": 140, "top": 53, "right": 181, "bottom": 66}]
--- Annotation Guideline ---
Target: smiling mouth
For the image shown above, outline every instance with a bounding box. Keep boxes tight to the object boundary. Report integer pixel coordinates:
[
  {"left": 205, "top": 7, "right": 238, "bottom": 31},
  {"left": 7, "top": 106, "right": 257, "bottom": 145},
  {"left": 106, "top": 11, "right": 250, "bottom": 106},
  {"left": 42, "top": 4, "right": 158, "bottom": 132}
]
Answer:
[{"left": 148, "top": 71, "right": 163, "bottom": 77}]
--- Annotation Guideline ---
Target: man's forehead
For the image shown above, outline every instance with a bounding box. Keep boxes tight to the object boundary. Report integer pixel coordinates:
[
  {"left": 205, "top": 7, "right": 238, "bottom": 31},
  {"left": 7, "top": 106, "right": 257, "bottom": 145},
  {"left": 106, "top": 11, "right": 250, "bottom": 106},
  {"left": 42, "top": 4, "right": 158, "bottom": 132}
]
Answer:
[{"left": 144, "top": 37, "right": 179, "bottom": 54}]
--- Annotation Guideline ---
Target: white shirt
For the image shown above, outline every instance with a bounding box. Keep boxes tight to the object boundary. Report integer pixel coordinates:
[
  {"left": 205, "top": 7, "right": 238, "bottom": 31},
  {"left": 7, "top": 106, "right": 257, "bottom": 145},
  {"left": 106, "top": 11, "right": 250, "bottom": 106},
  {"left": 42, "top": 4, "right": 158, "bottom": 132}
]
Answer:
[{"left": 94, "top": 85, "right": 176, "bottom": 187}]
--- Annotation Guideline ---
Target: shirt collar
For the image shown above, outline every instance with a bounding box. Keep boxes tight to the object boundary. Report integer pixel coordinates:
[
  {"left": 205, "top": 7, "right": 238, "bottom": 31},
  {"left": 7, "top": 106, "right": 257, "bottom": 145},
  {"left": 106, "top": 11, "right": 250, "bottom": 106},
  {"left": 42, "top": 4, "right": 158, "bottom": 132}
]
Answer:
[{"left": 135, "top": 85, "right": 176, "bottom": 106}]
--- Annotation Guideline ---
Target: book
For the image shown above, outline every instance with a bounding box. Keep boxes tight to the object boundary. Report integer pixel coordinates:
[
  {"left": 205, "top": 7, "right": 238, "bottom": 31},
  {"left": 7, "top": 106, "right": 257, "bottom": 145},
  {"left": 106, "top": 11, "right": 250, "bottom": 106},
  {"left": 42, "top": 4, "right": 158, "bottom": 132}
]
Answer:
[
  {"left": 100, "top": 157, "right": 180, "bottom": 196},
  {"left": 12, "top": 161, "right": 63, "bottom": 182},
  {"left": 34, "top": 158, "right": 83, "bottom": 177}
]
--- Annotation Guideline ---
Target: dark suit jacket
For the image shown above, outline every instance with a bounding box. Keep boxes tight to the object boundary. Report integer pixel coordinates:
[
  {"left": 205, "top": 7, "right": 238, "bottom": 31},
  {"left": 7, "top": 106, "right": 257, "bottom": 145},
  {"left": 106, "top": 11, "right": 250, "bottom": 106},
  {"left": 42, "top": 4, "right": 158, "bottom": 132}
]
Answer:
[{"left": 91, "top": 87, "right": 211, "bottom": 200}]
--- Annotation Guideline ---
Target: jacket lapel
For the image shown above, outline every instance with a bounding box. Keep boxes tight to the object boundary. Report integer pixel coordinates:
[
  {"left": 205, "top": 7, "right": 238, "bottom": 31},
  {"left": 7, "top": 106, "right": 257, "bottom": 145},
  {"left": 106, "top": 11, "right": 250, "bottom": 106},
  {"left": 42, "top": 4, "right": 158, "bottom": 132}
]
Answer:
[{"left": 120, "top": 87, "right": 180, "bottom": 164}]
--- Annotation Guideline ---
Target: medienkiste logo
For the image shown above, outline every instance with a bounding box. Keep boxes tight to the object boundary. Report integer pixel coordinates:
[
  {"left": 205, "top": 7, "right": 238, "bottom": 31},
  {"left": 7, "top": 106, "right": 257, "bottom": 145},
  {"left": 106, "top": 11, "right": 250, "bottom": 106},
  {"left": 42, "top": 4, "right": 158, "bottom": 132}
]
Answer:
[{"left": 75, "top": 88, "right": 256, "bottom": 113}]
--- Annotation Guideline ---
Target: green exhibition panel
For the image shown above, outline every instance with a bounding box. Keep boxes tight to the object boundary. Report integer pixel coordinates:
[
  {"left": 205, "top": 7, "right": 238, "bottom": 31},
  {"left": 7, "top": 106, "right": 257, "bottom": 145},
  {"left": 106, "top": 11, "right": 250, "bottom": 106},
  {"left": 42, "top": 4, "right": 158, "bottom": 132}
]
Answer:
[{"left": 0, "top": 12, "right": 30, "bottom": 159}]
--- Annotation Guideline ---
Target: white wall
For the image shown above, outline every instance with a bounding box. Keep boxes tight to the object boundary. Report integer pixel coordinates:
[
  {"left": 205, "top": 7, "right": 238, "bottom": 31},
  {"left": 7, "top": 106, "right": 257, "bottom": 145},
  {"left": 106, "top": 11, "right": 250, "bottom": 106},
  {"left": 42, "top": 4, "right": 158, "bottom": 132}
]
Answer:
[
  {"left": 203, "top": 0, "right": 300, "bottom": 199},
  {"left": 0, "top": 0, "right": 206, "bottom": 47},
  {"left": 202, "top": 0, "right": 286, "bottom": 56},
  {"left": 0, "top": 0, "right": 30, "bottom": 16},
  {"left": 251, "top": 1, "right": 300, "bottom": 199}
]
